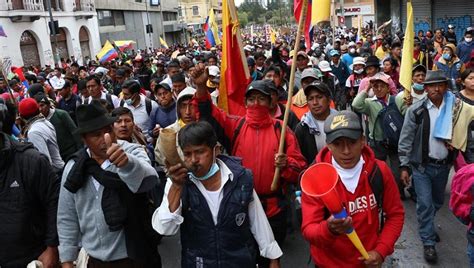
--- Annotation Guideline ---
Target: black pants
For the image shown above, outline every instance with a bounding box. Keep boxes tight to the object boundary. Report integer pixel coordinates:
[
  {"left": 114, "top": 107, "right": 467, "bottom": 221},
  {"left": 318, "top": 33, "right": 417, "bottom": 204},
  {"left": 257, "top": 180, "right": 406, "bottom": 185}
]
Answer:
[{"left": 257, "top": 209, "right": 288, "bottom": 268}]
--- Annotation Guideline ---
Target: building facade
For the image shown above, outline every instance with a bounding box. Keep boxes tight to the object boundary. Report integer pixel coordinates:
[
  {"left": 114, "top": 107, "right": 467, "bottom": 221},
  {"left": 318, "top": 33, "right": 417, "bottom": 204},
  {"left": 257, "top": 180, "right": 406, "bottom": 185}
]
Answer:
[
  {"left": 0, "top": 0, "right": 101, "bottom": 67},
  {"left": 95, "top": 0, "right": 183, "bottom": 51},
  {"left": 390, "top": 0, "right": 473, "bottom": 41},
  {"left": 335, "top": 0, "right": 376, "bottom": 28},
  {"left": 178, "top": 0, "right": 222, "bottom": 36}
]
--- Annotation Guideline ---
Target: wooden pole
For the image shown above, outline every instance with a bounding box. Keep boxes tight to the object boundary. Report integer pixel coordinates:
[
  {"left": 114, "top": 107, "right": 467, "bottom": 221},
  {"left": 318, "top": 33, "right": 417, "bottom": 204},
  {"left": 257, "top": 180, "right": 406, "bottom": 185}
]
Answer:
[
  {"left": 271, "top": 0, "right": 309, "bottom": 192},
  {"left": 0, "top": 59, "right": 17, "bottom": 106}
]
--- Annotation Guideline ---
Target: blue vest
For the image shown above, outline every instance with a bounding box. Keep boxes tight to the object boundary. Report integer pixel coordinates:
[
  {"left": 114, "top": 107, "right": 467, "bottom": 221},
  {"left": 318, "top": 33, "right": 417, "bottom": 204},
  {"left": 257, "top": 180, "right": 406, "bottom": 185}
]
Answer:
[{"left": 180, "top": 155, "right": 257, "bottom": 268}]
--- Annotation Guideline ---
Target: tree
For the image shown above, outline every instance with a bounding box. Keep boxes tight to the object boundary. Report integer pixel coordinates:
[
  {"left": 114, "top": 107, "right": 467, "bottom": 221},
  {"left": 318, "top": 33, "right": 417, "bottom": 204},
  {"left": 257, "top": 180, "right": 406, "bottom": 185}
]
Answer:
[{"left": 238, "top": 11, "right": 249, "bottom": 28}]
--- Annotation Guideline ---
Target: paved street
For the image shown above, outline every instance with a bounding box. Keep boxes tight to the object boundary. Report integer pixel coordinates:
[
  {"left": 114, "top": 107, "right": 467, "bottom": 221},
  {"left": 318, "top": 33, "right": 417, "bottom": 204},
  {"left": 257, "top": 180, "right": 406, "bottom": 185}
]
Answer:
[{"left": 159, "top": 173, "right": 470, "bottom": 268}]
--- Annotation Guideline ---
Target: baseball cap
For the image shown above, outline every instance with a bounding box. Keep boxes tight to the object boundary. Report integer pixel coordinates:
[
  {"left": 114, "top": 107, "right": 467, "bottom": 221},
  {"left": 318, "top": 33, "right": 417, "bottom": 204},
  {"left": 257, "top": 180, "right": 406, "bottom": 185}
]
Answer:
[
  {"left": 412, "top": 64, "right": 427, "bottom": 74},
  {"left": 329, "top": 49, "right": 340, "bottom": 57},
  {"left": 348, "top": 41, "right": 356, "bottom": 47},
  {"left": 208, "top": 65, "right": 220, "bottom": 77},
  {"left": 301, "top": 68, "right": 322, "bottom": 80},
  {"left": 297, "top": 51, "right": 309, "bottom": 59},
  {"left": 245, "top": 80, "right": 272, "bottom": 97},
  {"left": 18, "top": 98, "right": 40, "bottom": 118},
  {"left": 370, "top": 72, "right": 390, "bottom": 85},
  {"left": 324, "top": 110, "right": 363, "bottom": 143},
  {"left": 318, "top": 61, "right": 332, "bottom": 72},
  {"left": 34, "top": 93, "right": 50, "bottom": 105},
  {"left": 303, "top": 81, "right": 331, "bottom": 97},
  {"left": 155, "top": 82, "right": 172, "bottom": 92}
]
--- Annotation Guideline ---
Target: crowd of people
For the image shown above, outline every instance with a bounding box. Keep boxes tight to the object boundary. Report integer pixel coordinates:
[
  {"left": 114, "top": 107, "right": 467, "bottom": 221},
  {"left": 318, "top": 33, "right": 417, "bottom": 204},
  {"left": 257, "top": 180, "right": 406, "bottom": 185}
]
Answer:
[{"left": 1, "top": 22, "right": 474, "bottom": 268}]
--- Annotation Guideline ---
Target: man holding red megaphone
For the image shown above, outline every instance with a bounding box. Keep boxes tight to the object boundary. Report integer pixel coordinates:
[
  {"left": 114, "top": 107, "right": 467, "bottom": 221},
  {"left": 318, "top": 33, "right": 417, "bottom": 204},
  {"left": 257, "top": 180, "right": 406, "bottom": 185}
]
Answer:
[{"left": 301, "top": 110, "right": 404, "bottom": 267}]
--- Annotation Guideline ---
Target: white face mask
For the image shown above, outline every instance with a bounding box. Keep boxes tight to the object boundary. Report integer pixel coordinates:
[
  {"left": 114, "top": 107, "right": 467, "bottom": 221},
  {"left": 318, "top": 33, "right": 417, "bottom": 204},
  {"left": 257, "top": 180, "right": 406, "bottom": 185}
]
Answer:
[
  {"left": 349, "top": 48, "right": 356, "bottom": 54},
  {"left": 466, "top": 37, "right": 473, "bottom": 43},
  {"left": 354, "top": 69, "right": 364, "bottom": 74}
]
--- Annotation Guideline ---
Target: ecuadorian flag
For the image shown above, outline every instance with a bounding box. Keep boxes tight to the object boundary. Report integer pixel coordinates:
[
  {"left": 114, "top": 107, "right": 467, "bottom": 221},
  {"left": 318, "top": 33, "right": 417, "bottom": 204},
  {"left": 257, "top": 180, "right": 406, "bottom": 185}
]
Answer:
[
  {"left": 97, "top": 40, "right": 118, "bottom": 63},
  {"left": 203, "top": 8, "right": 221, "bottom": 49}
]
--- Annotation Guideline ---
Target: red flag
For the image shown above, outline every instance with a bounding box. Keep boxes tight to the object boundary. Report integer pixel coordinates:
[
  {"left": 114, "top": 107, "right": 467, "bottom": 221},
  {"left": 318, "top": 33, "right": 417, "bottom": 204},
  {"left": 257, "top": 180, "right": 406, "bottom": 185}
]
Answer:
[
  {"left": 294, "top": 0, "right": 312, "bottom": 50},
  {"left": 217, "top": 0, "right": 250, "bottom": 116}
]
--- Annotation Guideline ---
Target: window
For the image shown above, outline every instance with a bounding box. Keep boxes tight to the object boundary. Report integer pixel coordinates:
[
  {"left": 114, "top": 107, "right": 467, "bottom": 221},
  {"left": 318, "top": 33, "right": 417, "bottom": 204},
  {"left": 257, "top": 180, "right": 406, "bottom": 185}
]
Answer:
[
  {"left": 163, "top": 12, "right": 177, "bottom": 21},
  {"left": 192, "top": 6, "right": 199, "bottom": 16},
  {"left": 98, "top": 10, "right": 125, "bottom": 26},
  {"left": 178, "top": 7, "right": 183, "bottom": 17}
]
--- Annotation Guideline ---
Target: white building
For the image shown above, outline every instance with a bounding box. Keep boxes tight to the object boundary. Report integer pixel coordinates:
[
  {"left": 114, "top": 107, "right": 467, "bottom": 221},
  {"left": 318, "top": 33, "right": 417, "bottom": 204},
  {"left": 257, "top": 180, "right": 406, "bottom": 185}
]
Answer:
[{"left": 0, "top": 0, "right": 101, "bottom": 67}]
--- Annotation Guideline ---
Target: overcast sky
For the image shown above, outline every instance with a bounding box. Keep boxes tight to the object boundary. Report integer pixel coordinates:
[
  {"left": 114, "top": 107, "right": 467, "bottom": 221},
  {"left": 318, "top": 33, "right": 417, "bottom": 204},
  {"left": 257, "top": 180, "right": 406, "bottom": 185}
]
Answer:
[{"left": 235, "top": 0, "right": 244, "bottom": 7}]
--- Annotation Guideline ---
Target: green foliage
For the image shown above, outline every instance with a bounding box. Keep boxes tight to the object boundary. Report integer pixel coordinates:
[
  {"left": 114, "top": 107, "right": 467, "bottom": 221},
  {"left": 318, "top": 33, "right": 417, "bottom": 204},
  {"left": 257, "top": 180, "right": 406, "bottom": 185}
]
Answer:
[{"left": 238, "top": 11, "right": 249, "bottom": 28}]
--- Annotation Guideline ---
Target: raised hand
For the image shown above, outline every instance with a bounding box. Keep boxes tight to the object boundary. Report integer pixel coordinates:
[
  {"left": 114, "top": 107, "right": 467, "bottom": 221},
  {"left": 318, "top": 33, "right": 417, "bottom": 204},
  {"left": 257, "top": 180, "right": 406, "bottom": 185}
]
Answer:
[{"left": 104, "top": 133, "right": 129, "bottom": 167}]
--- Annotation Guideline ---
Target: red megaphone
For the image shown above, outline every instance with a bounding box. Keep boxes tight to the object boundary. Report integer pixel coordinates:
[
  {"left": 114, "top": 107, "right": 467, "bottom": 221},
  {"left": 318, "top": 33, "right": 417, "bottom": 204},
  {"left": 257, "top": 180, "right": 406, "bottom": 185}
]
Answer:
[{"left": 300, "top": 162, "right": 343, "bottom": 214}]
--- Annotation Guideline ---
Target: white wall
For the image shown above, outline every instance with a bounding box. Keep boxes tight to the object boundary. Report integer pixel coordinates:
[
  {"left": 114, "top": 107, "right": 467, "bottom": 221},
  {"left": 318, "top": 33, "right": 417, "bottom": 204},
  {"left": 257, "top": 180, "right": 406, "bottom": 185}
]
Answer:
[{"left": 0, "top": 14, "right": 101, "bottom": 66}]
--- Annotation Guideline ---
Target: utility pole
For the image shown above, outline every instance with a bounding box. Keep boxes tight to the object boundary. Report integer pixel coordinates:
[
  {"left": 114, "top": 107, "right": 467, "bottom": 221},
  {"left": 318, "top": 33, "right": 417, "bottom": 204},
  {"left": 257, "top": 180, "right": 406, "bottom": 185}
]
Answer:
[
  {"left": 145, "top": 0, "right": 154, "bottom": 52},
  {"left": 46, "top": 0, "right": 59, "bottom": 66},
  {"left": 160, "top": 1, "right": 165, "bottom": 44}
]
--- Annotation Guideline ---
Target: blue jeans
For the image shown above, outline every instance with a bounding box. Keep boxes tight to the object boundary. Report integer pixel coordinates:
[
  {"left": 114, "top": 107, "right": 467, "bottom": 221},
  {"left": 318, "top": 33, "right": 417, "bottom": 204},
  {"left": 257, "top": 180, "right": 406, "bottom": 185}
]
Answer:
[
  {"left": 412, "top": 163, "right": 450, "bottom": 246},
  {"left": 467, "top": 240, "right": 474, "bottom": 267}
]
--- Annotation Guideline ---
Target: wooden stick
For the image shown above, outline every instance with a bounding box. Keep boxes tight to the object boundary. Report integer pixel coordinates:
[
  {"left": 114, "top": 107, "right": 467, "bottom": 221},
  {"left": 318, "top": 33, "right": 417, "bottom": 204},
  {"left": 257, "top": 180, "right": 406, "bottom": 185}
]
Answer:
[
  {"left": 271, "top": 0, "right": 309, "bottom": 192},
  {"left": 0, "top": 59, "right": 17, "bottom": 106}
]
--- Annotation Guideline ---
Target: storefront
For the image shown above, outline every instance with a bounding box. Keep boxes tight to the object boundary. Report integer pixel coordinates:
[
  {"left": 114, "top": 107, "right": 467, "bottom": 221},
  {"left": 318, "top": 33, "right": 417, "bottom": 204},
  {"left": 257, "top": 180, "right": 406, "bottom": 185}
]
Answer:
[{"left": 336, "top": 4, "right": 375, "bottom": 28}]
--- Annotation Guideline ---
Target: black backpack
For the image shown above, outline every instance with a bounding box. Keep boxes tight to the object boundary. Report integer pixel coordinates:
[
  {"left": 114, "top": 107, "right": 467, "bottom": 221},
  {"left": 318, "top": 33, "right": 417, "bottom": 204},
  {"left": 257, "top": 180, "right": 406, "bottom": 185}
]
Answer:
[{"left": 376, "top": 96, "right": 404, "bottom": 150}]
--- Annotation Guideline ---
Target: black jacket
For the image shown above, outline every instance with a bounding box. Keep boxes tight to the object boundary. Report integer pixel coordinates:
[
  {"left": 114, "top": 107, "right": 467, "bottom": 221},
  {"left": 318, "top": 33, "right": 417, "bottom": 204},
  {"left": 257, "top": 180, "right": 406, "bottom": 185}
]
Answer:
[
  {"left": 276, "top": 103, "right": 299, "bottom": 131},
  {"left": 294, "top": 122, "right": 318, "bottom": 164},
  {"left": 0, "top": 133, "right": 59, "bottom": 268}
]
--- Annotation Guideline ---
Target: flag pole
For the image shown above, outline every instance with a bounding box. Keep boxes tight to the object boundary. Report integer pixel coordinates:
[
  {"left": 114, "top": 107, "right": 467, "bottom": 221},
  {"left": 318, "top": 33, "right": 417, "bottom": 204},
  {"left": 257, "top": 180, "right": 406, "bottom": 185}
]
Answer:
[{"left": 271, "top": 0, "right": 309, "bottom": 191}]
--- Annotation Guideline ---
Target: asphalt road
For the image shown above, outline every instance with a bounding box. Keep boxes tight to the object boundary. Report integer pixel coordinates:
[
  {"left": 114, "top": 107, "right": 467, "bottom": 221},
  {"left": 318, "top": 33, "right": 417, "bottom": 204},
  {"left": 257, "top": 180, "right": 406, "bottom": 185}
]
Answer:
[{"left": 158, "top": 172, "right": 470, "bottom": 268}]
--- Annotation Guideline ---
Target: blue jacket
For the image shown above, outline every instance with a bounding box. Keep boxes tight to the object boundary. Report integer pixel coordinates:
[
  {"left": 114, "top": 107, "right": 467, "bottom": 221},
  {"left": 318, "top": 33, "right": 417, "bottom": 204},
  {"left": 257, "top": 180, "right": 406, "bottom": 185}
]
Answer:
[
  {"left": 330, "top": 61, "right": 350, "bottom": 86},
  {"left": 435, "top": 57, "right": 463, "bottom": 81},
  {"left": 457, "top": 40, "right": 474, "bottom": 63},
  {"left": 180, "top": 155, "right": 257, "bottom": 268}
]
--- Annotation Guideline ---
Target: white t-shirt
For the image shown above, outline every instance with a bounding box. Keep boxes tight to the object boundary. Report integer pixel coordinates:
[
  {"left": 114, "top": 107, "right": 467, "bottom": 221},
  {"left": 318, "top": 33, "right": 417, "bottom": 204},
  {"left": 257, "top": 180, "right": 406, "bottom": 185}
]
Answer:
[{"left": 315, "top": 119, "right": 327, "bottom": 152}]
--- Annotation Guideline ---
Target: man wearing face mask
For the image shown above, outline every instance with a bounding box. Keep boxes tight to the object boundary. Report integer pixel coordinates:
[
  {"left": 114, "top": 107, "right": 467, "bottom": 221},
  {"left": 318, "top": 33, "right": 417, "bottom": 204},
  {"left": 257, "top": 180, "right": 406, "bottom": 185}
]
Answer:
[
  {"left": 191, "top": 66, "right": 306, "bottom": 268},
  {"left": 397, "top": 65, "right": 428, "bottom": 114},
  {"left": 457, "top": 29, "right": 474, "bottom": 64},
  {"left": 152, "top": 121, "right": 283, "bottom": 268},
  {"left": 433, "top": 43, "right": 466, "bottom": 92},
  {"left": 121, "top": 80, "right": 158, "bottom": 143},
  {"left": 342, "top": 42, "right": 359, "bottom": 71}
]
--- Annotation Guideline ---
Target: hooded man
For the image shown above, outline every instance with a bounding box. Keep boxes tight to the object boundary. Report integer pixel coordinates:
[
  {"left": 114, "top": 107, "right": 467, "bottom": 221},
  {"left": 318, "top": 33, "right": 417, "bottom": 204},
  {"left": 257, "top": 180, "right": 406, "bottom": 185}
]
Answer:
[
  {"left": 457, "top": 30, "right": 474, "bottom": 64},
  {"left": 154, "top": 87, "right": 197, "bottom": 166},
  {"left": 190, "top": 65, "right": 306, "bottom": 267}
]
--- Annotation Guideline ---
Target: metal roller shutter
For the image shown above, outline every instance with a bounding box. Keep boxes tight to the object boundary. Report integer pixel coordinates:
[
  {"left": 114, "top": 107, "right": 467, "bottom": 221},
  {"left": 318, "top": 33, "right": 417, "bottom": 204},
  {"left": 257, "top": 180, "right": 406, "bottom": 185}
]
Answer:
[
  {"left": 433, "top": 0, "right": 474, "bottom": 42},
  {"left": 401, "top": 0, "right": 432, "bottom": 34}
]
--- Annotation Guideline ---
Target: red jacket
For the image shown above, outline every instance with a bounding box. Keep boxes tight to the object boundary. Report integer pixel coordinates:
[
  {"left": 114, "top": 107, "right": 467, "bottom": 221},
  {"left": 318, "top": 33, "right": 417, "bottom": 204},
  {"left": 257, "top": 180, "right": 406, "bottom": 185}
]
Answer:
[
  {"left": 301, "top": 145, "right": 404, "bottom": 267},
  {"left": 195, "top": 94, "right": 307, "bottom": 217}
]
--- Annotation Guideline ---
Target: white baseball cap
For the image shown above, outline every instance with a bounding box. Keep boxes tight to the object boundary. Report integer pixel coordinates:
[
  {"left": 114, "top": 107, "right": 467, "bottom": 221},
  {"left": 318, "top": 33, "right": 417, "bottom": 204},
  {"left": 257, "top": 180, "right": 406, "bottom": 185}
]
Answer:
[
  {"left": 318, "top": 61, "right": 332, "bottom": 72},
  {"left": 208, "top": 65, "right": 220, "bottom": 77}
]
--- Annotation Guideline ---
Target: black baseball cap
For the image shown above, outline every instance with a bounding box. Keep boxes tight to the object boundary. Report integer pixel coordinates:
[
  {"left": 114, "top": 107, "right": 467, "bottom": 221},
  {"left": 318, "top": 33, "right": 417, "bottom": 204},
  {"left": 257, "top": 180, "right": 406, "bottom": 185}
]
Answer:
[
  {"left": 303, "top": 81, "right": 331, "bottom": 97},
  {"left": 245, "top": 80, "right": 272, "bottom": 97},
  {"left": 324, "top": 111, "right": 363, "bottom": 143},
  {"left": 156, "top": 82, "right": 171, "bottom": 92}
]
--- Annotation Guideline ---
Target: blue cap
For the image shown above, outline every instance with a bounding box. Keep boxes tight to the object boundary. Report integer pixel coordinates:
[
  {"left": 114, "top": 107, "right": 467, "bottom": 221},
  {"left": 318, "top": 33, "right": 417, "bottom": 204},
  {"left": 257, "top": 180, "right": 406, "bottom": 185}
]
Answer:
[{"left": 329, "top": 49, "right": 340, "bottom": 57}]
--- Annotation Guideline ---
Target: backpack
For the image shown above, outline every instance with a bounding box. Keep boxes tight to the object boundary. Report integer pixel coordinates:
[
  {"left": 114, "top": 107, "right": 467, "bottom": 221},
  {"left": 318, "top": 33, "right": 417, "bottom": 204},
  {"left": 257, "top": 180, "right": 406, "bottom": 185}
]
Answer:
[
  {"left": 376, "top": 95, "right": 404, "bottom": 149},
  {"left": 449, "top": 164, "right": 474, "bottom": 225},
  {"left": 120, "top": 97, "right": 153, "bottom": 116},
  {"left": 231, "top": 117, "right": 283, "bottom": 153},
  {"left": 322, "top": 161, "right": 385, "bottom": 229}
]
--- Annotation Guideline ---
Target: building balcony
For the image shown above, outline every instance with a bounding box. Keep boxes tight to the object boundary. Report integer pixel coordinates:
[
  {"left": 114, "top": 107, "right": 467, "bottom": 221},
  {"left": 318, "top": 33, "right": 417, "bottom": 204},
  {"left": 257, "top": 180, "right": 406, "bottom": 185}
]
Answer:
[
  {"left": 72, "top": 0, "right": 94, "bottom": 12},
  {"left": 0, "top": 0, "right": 45, "bottom": 11}
]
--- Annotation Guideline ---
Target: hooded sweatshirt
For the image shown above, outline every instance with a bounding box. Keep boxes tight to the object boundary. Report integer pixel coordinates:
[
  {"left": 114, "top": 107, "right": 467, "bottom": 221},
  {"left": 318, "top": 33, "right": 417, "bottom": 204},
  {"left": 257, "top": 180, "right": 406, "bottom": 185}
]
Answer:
[
  {"left": 154, "top": 87, "right": 196, "bottom": 166},
  {"left": 301, "top": 145, "right": 404, "bottom": 267}
]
